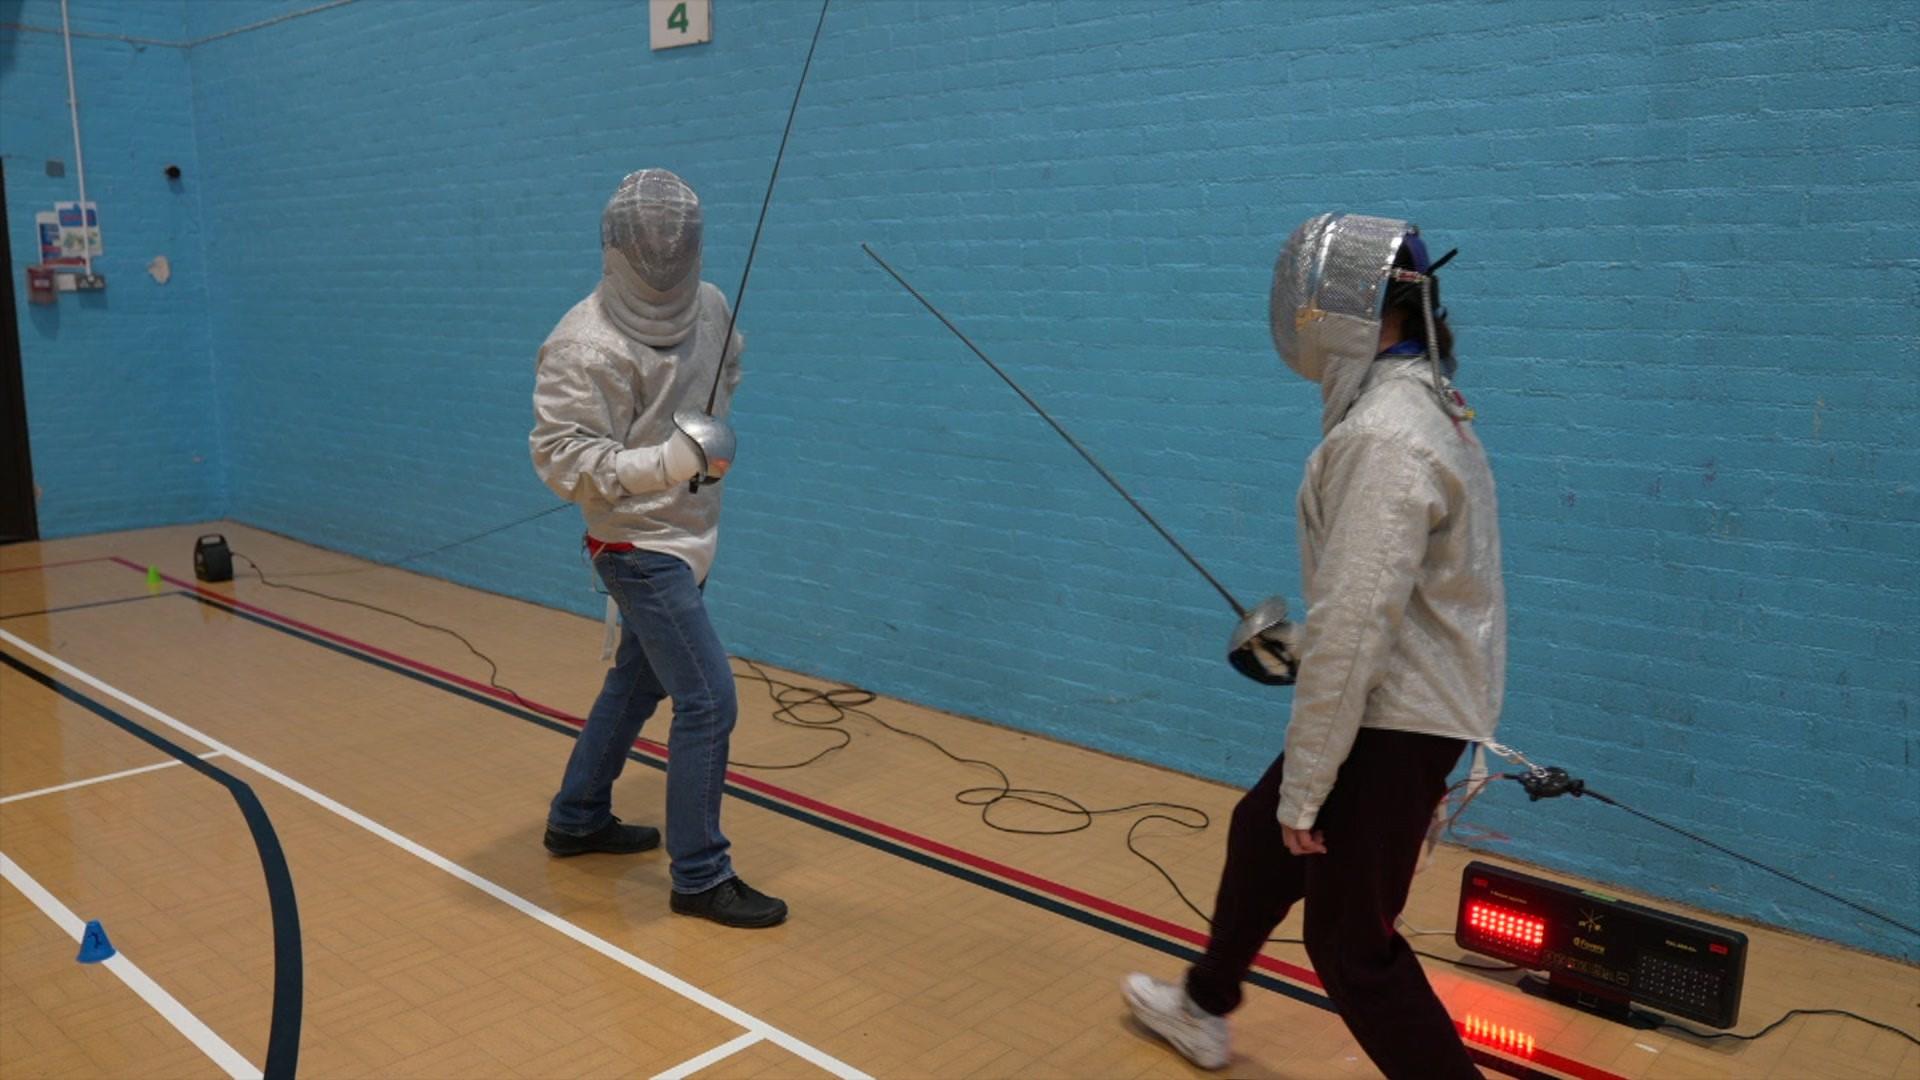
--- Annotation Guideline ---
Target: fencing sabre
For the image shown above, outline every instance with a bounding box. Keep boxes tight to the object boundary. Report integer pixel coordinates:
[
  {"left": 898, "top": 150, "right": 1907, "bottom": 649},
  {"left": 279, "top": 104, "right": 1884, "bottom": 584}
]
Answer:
[
  {"left": 863, "top": 250, "right": 1920, "bottom": 940},
  {"left": 860, "top": 243, "right": 1298, "bottom": 685},
  {"left": 686, "top": 0, "right": 833, "bottom": 493}
]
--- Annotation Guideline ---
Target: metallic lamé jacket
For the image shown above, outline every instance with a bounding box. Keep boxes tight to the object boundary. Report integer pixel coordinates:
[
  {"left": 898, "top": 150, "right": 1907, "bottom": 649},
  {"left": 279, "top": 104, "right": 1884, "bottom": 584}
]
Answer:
[
  {"left": 1278, "top": 357, "right": 1507, "bottom": 829},
  {"left": 529, "top": 280, "right": 742, "bottom": 582}
]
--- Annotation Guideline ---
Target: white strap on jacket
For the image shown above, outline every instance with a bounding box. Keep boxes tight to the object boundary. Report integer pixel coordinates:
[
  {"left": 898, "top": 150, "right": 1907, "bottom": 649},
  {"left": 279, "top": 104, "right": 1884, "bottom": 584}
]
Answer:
[
  {"left": 600, "top": 595, "right": 620, "bottom": 662},
  {"left": 1416, "top": 743, "right": 1491, "bottom": 876}
]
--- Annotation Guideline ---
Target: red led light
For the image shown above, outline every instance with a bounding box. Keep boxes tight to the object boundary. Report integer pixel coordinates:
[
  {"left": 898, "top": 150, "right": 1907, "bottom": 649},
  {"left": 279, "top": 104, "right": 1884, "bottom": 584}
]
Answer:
[
  {"left": 1709, "top": 943, "right": 1728, "bottom": 955},
  {"left": 1463, "top": 1015, "right": 1536, "bottom": 1057},
  {"left": 1464, "top": 902, "right": 1545, "bottom": 949}
]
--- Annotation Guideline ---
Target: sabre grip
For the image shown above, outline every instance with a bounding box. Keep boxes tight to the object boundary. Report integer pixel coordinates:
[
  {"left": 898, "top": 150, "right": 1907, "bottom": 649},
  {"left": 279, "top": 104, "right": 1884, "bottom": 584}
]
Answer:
[
  {"left": 674, "top": 409, "right": 736, "bottom": 492},
  {"left": 1227, "top": 595, "right": 1299, "bottom": 687}
]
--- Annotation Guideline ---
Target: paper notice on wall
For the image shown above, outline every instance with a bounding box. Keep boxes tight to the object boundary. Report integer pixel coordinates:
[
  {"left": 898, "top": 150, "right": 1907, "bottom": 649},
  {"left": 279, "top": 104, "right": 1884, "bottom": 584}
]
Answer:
[
  {"left": 36, "top": 212, "right": 64, "bottom": 262},
  {"left": 55, "top": 201, "right": 102, "bottom": 257}
]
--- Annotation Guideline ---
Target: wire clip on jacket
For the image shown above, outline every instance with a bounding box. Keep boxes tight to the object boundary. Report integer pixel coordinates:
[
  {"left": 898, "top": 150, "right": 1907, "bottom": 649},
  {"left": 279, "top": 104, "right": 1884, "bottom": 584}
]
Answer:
[{"left": 1519, "top": 767, "right": 1586, "bottom": 802}]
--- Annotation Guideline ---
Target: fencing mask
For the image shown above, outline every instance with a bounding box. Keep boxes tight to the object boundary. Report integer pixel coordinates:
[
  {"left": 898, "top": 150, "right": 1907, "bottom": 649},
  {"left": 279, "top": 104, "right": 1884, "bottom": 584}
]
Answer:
[
  {"left": 600, "top": 169, "right": 703, "bottom": 347},
  {"left": 1270, "top": 212, "right": 1454, "bottom": 434}
]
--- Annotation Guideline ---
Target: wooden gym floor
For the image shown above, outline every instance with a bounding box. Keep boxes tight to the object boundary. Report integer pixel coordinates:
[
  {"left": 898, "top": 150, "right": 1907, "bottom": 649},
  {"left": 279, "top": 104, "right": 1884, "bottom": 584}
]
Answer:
[{"left": 1, "top": 523, "right": 1915, "bottom": 1079}]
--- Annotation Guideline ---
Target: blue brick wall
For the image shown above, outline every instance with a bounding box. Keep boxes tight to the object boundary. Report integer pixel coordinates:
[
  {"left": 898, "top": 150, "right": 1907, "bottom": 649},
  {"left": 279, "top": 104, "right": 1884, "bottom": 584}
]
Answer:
[
  {"left": 25, "top": 0, "right": 1920, "bottom": 959},
  {"left": 0, "top": 0, "right": 221, "bottom": 536}
]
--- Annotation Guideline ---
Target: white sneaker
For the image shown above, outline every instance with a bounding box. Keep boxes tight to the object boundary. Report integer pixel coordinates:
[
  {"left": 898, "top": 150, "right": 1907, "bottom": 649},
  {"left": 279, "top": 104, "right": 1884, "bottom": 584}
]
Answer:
[{"left": 1122, "top": 972, "right": 1231, "bottom": 1070}]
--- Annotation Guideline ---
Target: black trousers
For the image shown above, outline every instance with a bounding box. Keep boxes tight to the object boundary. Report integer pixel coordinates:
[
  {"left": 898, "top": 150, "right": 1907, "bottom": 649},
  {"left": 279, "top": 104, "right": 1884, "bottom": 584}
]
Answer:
[{"left": 1185, "top": 727, "right": 1482, "bottom": 1080}]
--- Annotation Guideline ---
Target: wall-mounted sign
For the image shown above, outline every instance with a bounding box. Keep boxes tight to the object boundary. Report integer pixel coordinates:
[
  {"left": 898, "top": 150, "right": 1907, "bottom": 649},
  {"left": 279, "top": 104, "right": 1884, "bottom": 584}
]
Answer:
[
  {"left": 55, "top": 201, "right": 102, "bottom": 258},
  {"left": 36, "top": 211, "right": 62, "bottom": 262},
  {"left": 650, "top": 0, "right": 712, "bottom": 51}
]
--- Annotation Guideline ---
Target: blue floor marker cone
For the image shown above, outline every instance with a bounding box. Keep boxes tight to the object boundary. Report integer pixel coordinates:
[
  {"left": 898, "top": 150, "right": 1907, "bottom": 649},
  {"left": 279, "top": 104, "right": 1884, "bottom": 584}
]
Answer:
[{"left": 76, "top": 920, "right": 115, "bottom": 963}]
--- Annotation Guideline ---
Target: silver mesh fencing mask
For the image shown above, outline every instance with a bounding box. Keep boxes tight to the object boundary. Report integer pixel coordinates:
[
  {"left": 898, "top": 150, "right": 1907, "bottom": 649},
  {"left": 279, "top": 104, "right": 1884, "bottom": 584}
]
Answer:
[
  {"left": 600, "top": 169, "right": 703, "bottom": 347},
  {"left": 1269, "top": 213, "right": 1416, "bottom": 433}
]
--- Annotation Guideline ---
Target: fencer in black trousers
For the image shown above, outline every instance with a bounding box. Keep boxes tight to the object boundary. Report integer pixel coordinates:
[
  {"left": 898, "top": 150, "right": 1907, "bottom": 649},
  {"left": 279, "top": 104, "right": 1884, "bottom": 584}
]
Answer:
[
  {"left": 1125, "top": 214, "right": 1504, "bottom": 1077},
  {"left": 1186, "top": 731, "right": 1479, "bottom": 1078}
]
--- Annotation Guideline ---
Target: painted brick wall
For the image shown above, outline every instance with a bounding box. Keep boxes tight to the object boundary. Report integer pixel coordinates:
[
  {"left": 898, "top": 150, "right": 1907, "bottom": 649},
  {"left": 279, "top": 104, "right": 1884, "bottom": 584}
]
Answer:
[
  {"left": 0, "top": 0, "right": 220, "bottom": 536},
  {"left": 33, "top": 0, "right": 1920, "bottom": 958}
]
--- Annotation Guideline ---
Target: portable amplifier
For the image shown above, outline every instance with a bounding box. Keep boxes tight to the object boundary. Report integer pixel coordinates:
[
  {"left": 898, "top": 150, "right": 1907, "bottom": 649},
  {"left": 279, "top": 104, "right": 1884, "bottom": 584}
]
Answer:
[{"left": 193, "top": 534, "right": 234, "bottom": 583}]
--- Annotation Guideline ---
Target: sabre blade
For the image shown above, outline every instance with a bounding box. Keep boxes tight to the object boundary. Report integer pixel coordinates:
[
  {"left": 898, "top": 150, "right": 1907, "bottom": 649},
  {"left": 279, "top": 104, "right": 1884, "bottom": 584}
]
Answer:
[
  {"left": 861, "top": 243, "right": 1246, "bottom": 618},
  {"left": 700, "top": 0, "right": 832, "bottom": 417}
]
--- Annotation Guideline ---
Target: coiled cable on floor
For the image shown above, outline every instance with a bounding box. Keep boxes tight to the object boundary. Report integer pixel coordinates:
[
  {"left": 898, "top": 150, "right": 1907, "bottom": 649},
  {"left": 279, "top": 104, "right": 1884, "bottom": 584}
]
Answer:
[
  {"left": 723, "top": 656, "right": 1516, "bottom": 971},
  {"left": 220, "top": 551, "right": 1918, "bottom": 995}
]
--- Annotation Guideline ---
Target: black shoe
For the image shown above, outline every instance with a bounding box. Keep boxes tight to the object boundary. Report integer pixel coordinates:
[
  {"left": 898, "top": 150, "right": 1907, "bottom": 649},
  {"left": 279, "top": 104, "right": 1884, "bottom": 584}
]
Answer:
[
  {"left": 670, "top": 877, "right": 788, "bottom": 928},
  {"left": 543, "top": 817, "right": 660, "bottom": 857}
]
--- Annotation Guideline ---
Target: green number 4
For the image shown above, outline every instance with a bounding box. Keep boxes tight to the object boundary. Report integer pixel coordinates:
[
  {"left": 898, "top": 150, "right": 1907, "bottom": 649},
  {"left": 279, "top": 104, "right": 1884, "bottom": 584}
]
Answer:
[{"left": 667, "top": 2, "right": 688, "bottom": 32}]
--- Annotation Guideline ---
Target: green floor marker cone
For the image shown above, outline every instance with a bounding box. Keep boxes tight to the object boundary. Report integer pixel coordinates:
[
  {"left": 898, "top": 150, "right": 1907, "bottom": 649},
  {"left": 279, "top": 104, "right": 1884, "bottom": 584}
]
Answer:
[{"left": 146, "top": 566, "right": 162, "bottom": 590}]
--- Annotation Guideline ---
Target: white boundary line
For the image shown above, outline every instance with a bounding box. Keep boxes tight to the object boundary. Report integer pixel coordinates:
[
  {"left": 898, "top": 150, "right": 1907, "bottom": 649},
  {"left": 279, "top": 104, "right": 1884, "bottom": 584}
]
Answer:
[
  {"left": 0, "top": 852, "right": 263, "bottom": 1080},
  {"left": 0, "top": 752, "right": 225, "bottom": 805},
  {"left": 650, "top": 1031, "right": 766, "bottom": 1080},
  {"left": 0, "top": 629, "right": 871, "bottom": 1080}
]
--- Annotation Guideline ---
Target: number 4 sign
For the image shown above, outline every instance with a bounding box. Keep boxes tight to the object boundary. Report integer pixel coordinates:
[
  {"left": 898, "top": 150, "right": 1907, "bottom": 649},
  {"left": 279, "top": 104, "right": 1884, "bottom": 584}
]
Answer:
[{"left": 650, "top": 0, "right": 712, "bottom": 50}]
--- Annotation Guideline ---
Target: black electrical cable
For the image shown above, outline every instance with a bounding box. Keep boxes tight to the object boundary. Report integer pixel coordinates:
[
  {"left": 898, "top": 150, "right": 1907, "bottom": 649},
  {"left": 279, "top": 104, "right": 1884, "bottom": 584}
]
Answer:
[
  {"left": 727, "top": 657, "right": 1516, "bottom": 972},
  {"left": 1507, "top": 769, "right": 1920, "bottom": 940},
  {"left": 729, "top": 664, "right": 1920, "bottom": 1022},
  {"left": 1581, "top": 787, "right": 1920, "bottom": 939},
  {"left": 1658, "top": 1008, "right": 1919, "bottom": 1048},
  {"left": 230, "top": 551, "right": 862, "bottom": 767},
  {"left": 1417, "top": 951, "right": 1519, "bottom": 973},
  {"left": 203, "top": 558, "right": 1527, "bottom": 976},
  {"left": 209, "top": 571, "right": 1231, "bottom": 894},
  {"left": 729, "top": 661, "right": 1209, "bottom": 838},
  {"left": 265, "top": 503, "right": 572, "bottom": 579},
  {"left": 230, "top": 552, "right": 549, "bottom": 717},
  {"left": 722, "top": 658, "right": 864, "bottom": 770},
  {"left": 210, "top": 560, "right": 1521, "bottom": 972},
  {"left": 218, "top": 553, "right": 1448, "bottom": 958},
  {"left": 221, "top": 553, "right": 1907, "bottom": 977}
]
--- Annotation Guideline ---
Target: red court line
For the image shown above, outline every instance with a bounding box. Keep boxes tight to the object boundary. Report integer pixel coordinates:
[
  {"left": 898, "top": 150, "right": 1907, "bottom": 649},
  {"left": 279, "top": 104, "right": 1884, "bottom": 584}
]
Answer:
[
  {"left": 119, "top": 562, "right": 1320, "bottom": 970},
  {"left": 0, "top": 556, "right": 114, "bottom": 574},
  {"left": 121, "top": 562, "right": 1261, "bottom": 945},
  {"left": 115, "top": 557, "right": 1624, "bottom": 1080},
  {"left": 114, "top": 558, "right": 594, "bottom": 723}
]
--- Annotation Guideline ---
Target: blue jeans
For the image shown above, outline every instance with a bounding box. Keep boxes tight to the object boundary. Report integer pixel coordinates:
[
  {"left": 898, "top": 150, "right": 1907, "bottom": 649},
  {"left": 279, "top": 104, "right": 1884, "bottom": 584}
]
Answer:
[{"left": 547, "top": 548, "right": 736, "bottom": 893}]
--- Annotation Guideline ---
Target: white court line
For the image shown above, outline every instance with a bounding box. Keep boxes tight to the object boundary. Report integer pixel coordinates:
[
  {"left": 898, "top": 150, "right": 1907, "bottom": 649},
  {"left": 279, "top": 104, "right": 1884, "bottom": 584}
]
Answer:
[
  {"left": 0, "top": 629, "right": 872, "bottom": 1080},
  {"left": 0, "top": 752, "right": 226, "bottom": 805},
  {"left": 650, "top": 1031, "right": 766, "bottom": 1080},
  {"left": 0, "top": 852, "right": 263, "bottom": 1080}
]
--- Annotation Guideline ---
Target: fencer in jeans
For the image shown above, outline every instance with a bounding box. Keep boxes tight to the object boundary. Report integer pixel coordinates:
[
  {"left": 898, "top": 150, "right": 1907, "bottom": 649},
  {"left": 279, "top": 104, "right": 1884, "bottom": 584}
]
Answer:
[
  {"left": 529, "top": 169, "right": 784, "bottom": 928},
  {"left": 548, "top": 548, "right": 736, "bottom": 893}
]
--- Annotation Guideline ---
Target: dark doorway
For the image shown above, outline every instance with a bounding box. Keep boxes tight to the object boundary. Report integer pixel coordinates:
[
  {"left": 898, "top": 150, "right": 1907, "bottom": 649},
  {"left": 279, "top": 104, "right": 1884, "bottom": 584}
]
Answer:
[{"left": 0, "top": 160, "right": 40, "bottom": 543}]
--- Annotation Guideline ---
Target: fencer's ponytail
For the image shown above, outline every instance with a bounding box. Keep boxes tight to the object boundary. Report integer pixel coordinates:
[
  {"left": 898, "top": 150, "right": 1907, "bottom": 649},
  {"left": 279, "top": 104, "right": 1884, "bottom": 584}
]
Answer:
[{"left": 1385, "top": 245, "right": 1455, "bottom": 368}]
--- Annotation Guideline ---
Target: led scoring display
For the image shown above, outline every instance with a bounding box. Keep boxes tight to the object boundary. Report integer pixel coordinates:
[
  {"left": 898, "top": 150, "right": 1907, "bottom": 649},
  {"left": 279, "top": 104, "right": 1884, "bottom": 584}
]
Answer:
[
  {"left": 1454, "top": 861, "right": 1748, "bottom": 1029},
  {"left": 1463, "top": 901, "right": 1546, "bottom": 956}
]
